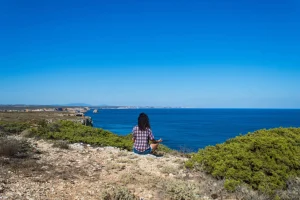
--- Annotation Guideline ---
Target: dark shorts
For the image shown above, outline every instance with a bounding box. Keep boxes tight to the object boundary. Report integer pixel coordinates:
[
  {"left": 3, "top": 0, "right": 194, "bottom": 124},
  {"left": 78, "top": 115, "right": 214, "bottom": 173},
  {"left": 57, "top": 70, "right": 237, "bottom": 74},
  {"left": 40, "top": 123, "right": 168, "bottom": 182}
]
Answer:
[{"left": 133, "top": 147, "right": 152, "bottom": 155}]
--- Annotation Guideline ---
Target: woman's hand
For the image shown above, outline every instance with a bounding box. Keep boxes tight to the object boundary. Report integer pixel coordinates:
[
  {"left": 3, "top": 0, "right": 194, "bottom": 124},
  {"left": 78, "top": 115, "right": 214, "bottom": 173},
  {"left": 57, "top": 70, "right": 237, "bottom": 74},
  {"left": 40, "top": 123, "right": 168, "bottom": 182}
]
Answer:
[{"left": 151, "top": 139, "right": 163, "bottom": 144}]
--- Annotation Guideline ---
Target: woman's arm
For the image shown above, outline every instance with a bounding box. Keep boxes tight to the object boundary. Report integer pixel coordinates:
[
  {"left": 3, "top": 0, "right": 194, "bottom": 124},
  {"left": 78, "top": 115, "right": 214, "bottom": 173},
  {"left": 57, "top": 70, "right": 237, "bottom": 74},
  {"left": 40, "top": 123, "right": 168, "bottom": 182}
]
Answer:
[
  {"left": 148, "top": 128, "right": 162, "bottom": 144},
  {"left": 150, "top": 138, "right": 162, "bottom": 144},
  {"left": 132, "top": 126, "right": 137, "bottom": 143}
]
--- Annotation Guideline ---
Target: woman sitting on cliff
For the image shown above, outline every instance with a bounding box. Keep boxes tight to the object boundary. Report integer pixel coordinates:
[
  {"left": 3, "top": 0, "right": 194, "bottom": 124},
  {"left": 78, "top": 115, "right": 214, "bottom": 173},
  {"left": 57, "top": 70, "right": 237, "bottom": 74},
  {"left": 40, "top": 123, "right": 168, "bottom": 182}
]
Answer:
[{"left": 132, "top": 113, "right": 162, "bottom": 155}]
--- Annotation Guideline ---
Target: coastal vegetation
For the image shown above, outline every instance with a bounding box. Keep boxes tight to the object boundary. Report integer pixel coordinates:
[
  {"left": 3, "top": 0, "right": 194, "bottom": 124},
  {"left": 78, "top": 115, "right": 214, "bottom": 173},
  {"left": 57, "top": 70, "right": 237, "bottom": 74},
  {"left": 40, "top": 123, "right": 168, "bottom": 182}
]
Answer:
[
  {"left": 186, "top": 127, "right": 300, "bottom": 197},
  {"left": 0, "top": 119, "right": 171, "bottom": 153},
  {"left": 0, "top": 137, "right": 32, "bottom": 158},
  {"left": 0, "top": 121, "right": 30, "bottom": 136},
  {"left": 101, "top": 186, "right": 138, "bottom": 200},
  {"left": 1, "top": 114, "right": 300, "bottom": 199},
  {"left": 29, "top": 120, "right": 134, "bottom": 150}
]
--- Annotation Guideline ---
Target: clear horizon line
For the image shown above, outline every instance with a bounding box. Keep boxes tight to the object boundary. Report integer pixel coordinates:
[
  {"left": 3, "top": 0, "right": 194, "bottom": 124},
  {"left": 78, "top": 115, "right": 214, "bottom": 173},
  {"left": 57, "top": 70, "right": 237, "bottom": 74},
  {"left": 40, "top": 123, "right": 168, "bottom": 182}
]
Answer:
[{"left": 0, "top": 104, "right": 300, "bottom": 109}]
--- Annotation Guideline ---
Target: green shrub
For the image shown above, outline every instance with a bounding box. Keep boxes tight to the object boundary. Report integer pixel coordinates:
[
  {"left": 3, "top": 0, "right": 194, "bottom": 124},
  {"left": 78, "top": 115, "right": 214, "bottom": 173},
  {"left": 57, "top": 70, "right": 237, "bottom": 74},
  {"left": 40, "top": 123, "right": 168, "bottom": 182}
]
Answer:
[
  {"left": 224, "top": 179, "right": 241, "bottom": 192},
  {"left": 0, "top": 119, "right": 174, "bottom": 153},
  {"left": 0, "top": 122, "right": 30, "bottom": 135},
  {"left": 157, "top": 144, "right": 173, "bottom": 154},
  {"left": 28, "top": 120, "right": 174, "bottom": 153},
  {"left": 30, "top": 120, "right": 134, "bottom": 150},
  {"left": 186, "top": 127, "right": 300, "bottom": 194}
]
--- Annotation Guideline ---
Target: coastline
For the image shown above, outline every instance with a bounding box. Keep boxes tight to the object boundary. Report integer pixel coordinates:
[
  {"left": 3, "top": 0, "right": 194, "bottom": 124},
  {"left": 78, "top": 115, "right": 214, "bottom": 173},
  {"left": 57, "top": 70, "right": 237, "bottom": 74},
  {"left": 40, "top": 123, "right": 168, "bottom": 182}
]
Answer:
[{"left": 1, "top": 112, "right": 299, "bottom": 199}]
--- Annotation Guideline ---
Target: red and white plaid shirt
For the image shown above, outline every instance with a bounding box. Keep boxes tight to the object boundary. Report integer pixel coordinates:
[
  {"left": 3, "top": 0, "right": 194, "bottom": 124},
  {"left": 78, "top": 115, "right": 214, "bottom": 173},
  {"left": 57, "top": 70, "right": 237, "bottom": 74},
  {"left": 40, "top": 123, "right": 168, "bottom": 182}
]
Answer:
[{"left": 132, "top": 125, "right": 155, "bottom": 152}]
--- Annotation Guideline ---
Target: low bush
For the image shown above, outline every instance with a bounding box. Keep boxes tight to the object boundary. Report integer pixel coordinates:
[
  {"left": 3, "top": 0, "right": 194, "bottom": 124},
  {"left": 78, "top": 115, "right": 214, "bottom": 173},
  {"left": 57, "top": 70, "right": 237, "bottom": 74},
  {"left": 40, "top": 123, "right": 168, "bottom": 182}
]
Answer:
[
  {"left": 160, "top": 165, "right": 178, "bottom": 175},
  {"left": 0, "top": 119, "right": 174, "bottom": 153},
  {"left": 157, "top": 144, "right": 173, "bottom": 154},
  {"left": 186, "top": 127, "right": 300, "bottom": 195},
  {"left": 52, "top": 140, "right": 69, "bottom": 149},
  {"left": 29, "top": 120, "right": 174, "bottom": 153},
  {"left": 0, "top": 137, "right": 32, "bottom": 158},
  {"left": 101, "top": 186, "right": 138, "bottom": 200},
  {"left": 158, "top": 179, "right": 199, "bottom": 200},
  {"left": 0, "top": 122, "right": 30, "bottom": 135},
  {"left": 29, "top": 120, "right": 134, "bottom": 151}
]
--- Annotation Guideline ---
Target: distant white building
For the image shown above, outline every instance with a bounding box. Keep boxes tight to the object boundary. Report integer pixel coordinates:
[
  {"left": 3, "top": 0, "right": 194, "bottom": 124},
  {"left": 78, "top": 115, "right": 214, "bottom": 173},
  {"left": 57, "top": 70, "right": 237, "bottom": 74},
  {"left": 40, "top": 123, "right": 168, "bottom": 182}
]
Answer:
[{"left": 93, "top": 109, "right": 98, "bottom": 113}]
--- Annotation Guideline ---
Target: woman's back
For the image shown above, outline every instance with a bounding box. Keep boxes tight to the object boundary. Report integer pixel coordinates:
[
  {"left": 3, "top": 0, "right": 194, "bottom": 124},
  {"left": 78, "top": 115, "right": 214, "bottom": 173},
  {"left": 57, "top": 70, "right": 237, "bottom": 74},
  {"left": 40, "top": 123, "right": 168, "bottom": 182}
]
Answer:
[{"left": 132, "top": 125, "right": 154, "bottom": 152}]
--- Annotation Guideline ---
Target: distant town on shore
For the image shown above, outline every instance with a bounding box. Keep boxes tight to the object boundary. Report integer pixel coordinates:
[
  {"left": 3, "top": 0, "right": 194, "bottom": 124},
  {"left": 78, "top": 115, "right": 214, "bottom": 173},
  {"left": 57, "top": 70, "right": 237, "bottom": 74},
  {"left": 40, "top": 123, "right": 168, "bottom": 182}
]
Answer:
[{"left": 0, "top": 104, "right": 186, "bottom": 113}]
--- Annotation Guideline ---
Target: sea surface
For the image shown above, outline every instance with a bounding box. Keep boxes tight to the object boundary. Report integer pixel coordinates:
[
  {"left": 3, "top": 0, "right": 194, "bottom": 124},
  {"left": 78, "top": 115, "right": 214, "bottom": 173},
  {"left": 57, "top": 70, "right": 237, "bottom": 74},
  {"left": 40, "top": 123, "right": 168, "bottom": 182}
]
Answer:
[{"left": 85, "top": 109, "right": 300, "bottom": 152}]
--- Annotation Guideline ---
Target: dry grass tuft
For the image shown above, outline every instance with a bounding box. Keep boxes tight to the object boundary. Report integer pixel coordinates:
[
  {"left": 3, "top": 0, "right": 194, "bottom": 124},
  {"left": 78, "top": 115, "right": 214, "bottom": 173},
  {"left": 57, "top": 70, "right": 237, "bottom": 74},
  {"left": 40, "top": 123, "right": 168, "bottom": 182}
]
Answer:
[
  {"left": 117, "top": 159, "right": 133, "bottom": 164},
  {"left": 101, "top": 186, "right": 138, "bottom": 200},
  {"left": 0, "top": 137, "right": 32, "bottom": 158},
  {"left": 174, "top": 158, "right": 185, "bottom": 164},
  {"left": 157, "top": 179, "right": 200, "bottom": 200},
  {"left": 119, "top": 173, "right": 136, "bottom": 185},
  {"left": 52, "top": 140, "right": 69, "bottom": 149},
  {"left": 235, "top": 185, "right": 269, "bottom": 200},
  {"left": 128, "top": 155, "right": 138, "bottom": 160},
  {"left": 105, "top": 161, "right": 126, "bottom": 171},
  {"left": 160, "top": 165, "right": 178, "bottom": 175},
  {"left": 117, "top": 151, "right": 128, "bottom": 157},
  {"left": 276, "top": 177, "right": 300, "bottom": 200},
  {"left": 146, "top": 157, "right": 154, "bottom": 161}
]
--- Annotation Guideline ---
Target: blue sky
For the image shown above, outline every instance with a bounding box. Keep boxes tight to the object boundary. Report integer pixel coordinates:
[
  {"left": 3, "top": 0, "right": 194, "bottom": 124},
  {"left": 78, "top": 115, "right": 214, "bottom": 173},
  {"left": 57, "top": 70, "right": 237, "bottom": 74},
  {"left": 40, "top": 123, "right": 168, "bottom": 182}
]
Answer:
[{"left": 0, "top": 0, "right": 299, "bottom": 108}]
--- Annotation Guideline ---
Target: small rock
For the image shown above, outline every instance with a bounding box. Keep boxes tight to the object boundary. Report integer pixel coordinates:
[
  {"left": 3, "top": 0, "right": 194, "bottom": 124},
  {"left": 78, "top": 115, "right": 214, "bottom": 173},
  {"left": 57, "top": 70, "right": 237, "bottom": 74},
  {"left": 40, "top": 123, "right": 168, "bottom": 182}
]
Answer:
[
  {"left": 211, "top": 194, "right": 218, "bottom": 199},
  {"left": 41, "top": 166, "right": 49, "bottom": 170}
]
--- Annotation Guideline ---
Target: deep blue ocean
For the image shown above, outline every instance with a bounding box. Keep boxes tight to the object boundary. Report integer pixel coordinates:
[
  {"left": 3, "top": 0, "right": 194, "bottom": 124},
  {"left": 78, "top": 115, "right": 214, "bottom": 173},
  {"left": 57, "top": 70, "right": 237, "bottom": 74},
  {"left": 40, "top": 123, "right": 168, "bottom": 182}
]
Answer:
[{"left": 85, "top": 109, "right": 300, "bottom": 152}]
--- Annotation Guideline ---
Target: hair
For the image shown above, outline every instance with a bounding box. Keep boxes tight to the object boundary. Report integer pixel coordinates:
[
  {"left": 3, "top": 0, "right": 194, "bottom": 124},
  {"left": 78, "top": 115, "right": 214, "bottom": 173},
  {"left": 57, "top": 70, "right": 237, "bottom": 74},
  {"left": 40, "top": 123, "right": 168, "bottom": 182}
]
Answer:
[{"left": 138, "top": 113, "right": 151, "bottom": 131}]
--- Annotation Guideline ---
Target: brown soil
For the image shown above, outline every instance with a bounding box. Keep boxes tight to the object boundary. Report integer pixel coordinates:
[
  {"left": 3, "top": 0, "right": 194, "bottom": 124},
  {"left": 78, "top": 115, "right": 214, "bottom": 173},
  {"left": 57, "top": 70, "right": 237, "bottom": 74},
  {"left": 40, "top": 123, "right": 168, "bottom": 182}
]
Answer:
[{"left": 0, "top": 137, "right": 236, "bottom": 200}]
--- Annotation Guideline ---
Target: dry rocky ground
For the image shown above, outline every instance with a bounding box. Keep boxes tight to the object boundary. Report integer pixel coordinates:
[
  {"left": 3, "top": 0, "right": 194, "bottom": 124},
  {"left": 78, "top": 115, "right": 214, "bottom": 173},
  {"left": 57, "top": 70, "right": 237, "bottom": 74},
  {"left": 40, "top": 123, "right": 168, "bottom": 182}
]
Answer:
[{"left": 0, "top": 136, "right": 236, "bottom": 200}]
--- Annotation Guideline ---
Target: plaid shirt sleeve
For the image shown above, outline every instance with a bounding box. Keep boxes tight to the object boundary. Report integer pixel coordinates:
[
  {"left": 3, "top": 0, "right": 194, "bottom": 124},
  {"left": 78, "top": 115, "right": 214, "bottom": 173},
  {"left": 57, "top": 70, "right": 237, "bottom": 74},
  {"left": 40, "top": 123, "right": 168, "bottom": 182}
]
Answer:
[
  {"left": 148, "top": 129, "right": 154, "bottom": 140},
  {"left": 132, "top": 126, "right": 137, "bottom": 138}
]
